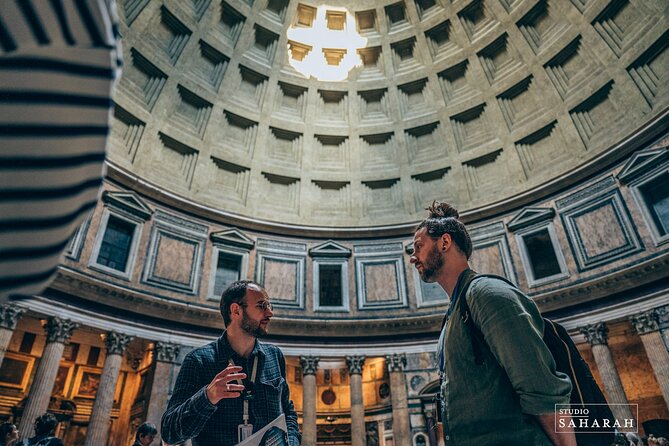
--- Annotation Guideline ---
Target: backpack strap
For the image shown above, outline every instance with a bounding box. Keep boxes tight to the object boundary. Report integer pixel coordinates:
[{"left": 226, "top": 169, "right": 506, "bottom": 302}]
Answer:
[{"left": 458, "top": 273, "right": 517, "bottom": 366}]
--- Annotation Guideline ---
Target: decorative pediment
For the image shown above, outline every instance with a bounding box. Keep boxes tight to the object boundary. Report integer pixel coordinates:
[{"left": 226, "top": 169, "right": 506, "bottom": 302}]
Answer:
[
  {"left": 507, "top": 207, "right": 555, "bottom": 232},
  {"left": 309, "top": 240, "right": 352, "bottom": 258},
  {"left": 210, "top": 228, "right": 255, "bottom": 251},
  {"left": 102, "top": 191, "right": 153, "bottom": 220},
  {"left": 617, "top": 146, "right": 669, "bottom": 184}
]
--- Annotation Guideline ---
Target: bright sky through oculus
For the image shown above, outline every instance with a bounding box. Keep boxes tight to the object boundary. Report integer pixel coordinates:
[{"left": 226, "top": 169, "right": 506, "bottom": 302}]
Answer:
[{"left": 287, "top": 6, "right": 367, "bottom": 81}]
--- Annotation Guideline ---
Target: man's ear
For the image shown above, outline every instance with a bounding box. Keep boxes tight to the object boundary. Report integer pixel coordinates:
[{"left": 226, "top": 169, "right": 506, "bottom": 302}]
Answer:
[
  {"left": 441, "top": 233, "right": 452, "bottom": 251},
  {"left": 230, "top": 302, "right": 242, "bottom": 320}
]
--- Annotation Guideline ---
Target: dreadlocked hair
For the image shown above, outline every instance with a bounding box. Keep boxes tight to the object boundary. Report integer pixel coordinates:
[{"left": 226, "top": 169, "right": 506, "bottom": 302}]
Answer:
[{"left": 416, "top": 201, "right": 473, "bottom": 259}]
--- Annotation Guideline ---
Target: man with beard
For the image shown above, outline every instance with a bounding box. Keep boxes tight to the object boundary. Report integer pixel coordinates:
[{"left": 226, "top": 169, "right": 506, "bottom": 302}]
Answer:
[
  {"left": 161, "top": 280, "right": 300, "bottom": 446},
  {"left": 410, "top": 201, "right": 576, "bottom": 446}
]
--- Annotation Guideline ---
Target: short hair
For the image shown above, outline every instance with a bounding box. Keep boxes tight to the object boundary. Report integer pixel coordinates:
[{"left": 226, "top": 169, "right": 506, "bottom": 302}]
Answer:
[
  {"left": 220, "top": 280, "right": 261, "bottom": 326},
  {"left": 0, "top": 422, "right": 15, "bottom": 439},
  {"left": 135, "top": 422, "right": 157, "bottom": 441},
  {"left": 416, "top": 201, "right": 473, "bottom": 259},
  {"left": 34, "top": 413, "right": 58, "bottom": 436}
]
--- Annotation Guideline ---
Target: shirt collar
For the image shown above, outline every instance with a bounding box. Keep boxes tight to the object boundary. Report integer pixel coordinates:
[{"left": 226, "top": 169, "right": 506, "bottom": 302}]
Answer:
[{"left": 219, "top": 330, "right": 266, "bottom": 362}]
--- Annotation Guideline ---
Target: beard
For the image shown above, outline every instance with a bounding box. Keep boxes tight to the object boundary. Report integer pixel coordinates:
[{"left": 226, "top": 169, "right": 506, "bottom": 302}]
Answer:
[
  {"left": 419, "top": 243, "right": 444, "bottom": 283},
  {"left": 241, "top": 310, "right": 268, "bottom": 338}
]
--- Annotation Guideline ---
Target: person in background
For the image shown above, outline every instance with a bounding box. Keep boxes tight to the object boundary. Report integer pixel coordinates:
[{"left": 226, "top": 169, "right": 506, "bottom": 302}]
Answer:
[
  {"left": 0, "top": 422, "right": 19, "bottom": 446},
  {"left": 132, "top": 422, "right": 158, "bottom": 446},
  {"left": 21, "top": 414, "right": 62, "bottom": 446}
]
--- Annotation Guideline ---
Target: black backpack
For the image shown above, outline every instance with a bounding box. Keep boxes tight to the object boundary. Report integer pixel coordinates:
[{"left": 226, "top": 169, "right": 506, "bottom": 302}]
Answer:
[{"left": 453, "top": 272, "right": 616, "bottom": 446}]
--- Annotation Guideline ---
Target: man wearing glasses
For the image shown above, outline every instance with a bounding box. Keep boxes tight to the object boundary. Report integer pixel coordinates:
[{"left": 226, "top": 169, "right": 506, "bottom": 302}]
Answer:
[{"left": 161, "top": 280, "right": 301, "bottom": 446}]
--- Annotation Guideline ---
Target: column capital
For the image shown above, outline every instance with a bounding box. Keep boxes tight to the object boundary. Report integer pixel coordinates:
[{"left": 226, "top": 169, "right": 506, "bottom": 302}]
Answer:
[
  {"left": 630, "top": 309, "right": 661, "bottom": 335},
  {"left": 104, "top": 331, "right": 133, "bottom": 355},
  {"left": 300, "top": 356, "right": 320, "bottom": 375},
  {"left": 154, "top": 342, "right": 180, "bottom": 363},
  {"left": 346, "top": 355, "right": 366, "bottom": 375},
  {"left": 580, "top": 322, "right": 608, "bottom": 346},
  {"left": 0, "top": 305, "right": 24, "bottom": 330},
  {"left": 44, "top": 317, "right": 78, "bottom": 344},
  {"left": 385, "top": 353, "right": 407, "bottom": 372}
]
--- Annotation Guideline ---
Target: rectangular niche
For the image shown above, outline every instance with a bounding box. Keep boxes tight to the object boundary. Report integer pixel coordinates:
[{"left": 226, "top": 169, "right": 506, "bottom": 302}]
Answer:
[
  {"left": 438, "top": 60, "right": 478, "bottom": 106},
  {"left": 311, "top": 181, "right": 352, "bottom": 217},
  {"left": 357, "top": 46, "right": 384, "bottom": 79},
  {"left": 210, "top": 156, "right": 251, "bottom": 204},
  {"left": 151, "top": 6, "right": 192, "bottom": 64},
  {"left": 592, "top": 0, "right": 657, "bottom": 58},
  {"left": 234, "top": 65, "right": 269, "bottom": 110},
  {"left": 544, "top": 36, "right": 603, "bottom": 100},
  {"left": 259, "top": 172, "right": 300, "bottom": 215},
  {"left": 411, "top": 167, "right": 452, "bottom": 212},
  {"left": 295, "top": 4, "right": 316, "bottom": 27},
  {"left": 110, "top": 105, "right": 145, "bottom": 163},
  {"left": 142, "top": 213, "right": 207, "bottom": 294},
  {"left": 123, "top": 0, "right": 150, "bottom": 25},
  {"left": 569, "top": 81, "right": 618, "bottom": 150},
  {"left": 247, "top": 24, "right": 279, "bottom": 66},
  {"left": 275, "top": 81, "right": 308, "bottom": 120},
  {"left": 288, "top": 40, "right": 312, "bottom": 62},
  {"left": 450, "top": 104, "right": 494, "bottom": 152},
  {"left": 121, "top": 49, "right": 168, "bottom": 110},
  {"left": 469, "top": 223, "right": 515, "bottom": 280},
  {"left": 398, "top": 78, "right": 433, "bottom": 118},
  {"left": 157, "top": 133, "right": 198, "bottom": 189},
  {"left": 627, "top": 33, "right": 669, "bottom": 108},
  {"left": 360, "top": 132, "right": 398, "bottom": 171},
  {"left": 462, "top": 149, "right": 504, "bottom": 198},
  {"left": 219, "top": 110, "right": 258, "bottom": 156},
  {"left": 415, "top": 0, "right": 439, "bottom": 19},
  {"left": 268, "top": 127, "right": 303, "bottom": 168},
  {"left": 425, "top": 20, "right": 459, "bottom": 61},
  {"left": 514, "top": 121, "right": 569, "bottom": 177},
  {"left": 256, "top": 252, "right": 305, "bottom": 308},
  {"left": 316, "top": 90, "right": 348, "bottom": 124},
  {"left": 498, "top": 0, "right": 524, "bottom": 13},
  {"left": 385, "top": 1, "right": 409, "bottom": 32},
  {"left": 171, "top": 85, "right": 213, "bottom": 139},
  {"left": 326, "top": 10, "right": 346, "bottom": 30},
  {"left": 194, "top": 40, "right": 229, "bottom": 91},
  {"left": 560, "top": 189, "right": 644, "bottom": 271},
  {"left": 391, "top": 37, "right": 420, "bottom": 72},
  {"left": 313, "top": 135, "right": 350, "bottom": 171},
  {"left": 458, "top": 0, "right": 498, "bottom": 43},
  {"left": 356, "top": 9, "right": 377, "bottom": 34},
  {"left": 477, "top": 33, "right": 523, "bottom": 85},
  {"left": 262, "top": 0, "right": 288, "bottom": 24},
  {"left": 404, "top": 122, "right": 443, "bottom": 162},
  {"left": 218, "top": 1, "right": 246, "bottom": 47},
  {"left": 191, "top": 0, "right": 211, "bottom": 21},
  {"left": 362, "top": 178, "right": 403, "bottom": 216},
  {"left": 323, "top": 48, "right": 347, "bottom": 66},
  {"left": 358, "top": 88, "right": 391, "bottom": 123},
  {"left": 496, "top": 76, "right": 541, "bottom": 131},
  {"left": 356, "top": 257, "right": 408, "bottom": 309},
  {"left": 517, "top": 0, "right": 570, "bottom": 55}
]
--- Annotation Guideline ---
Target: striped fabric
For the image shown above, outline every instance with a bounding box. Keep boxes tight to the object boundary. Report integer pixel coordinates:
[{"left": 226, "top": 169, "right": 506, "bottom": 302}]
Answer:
[{"left": 0, "top": 0, "right": 121, "bottom": 300}]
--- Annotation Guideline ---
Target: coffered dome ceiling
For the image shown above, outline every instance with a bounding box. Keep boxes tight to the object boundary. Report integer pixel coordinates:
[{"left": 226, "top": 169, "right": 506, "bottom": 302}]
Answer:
[{"left": 108, "top": 0, "right": 669, "bottom": 230}]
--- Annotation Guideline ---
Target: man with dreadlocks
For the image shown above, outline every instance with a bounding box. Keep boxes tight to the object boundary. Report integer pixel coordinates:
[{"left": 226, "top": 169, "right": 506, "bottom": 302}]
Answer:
[{"left": 410, "top": 201, "right": 576, "bottom": 446}]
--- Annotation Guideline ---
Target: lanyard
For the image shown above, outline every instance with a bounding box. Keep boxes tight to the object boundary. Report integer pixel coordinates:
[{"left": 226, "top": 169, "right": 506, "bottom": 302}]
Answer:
[{"left": 229, "top": 355, "right": 258, "bottom": 425}]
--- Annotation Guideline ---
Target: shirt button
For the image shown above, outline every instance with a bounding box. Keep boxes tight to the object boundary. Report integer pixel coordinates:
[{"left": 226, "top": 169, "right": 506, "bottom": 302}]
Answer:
[{"left": 445, "top": 435, "right": 450, "bottom": 441}]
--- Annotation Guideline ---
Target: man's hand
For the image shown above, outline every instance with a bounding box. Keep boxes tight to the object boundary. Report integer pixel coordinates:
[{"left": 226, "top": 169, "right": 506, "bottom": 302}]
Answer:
[
  {"left": 206, "top": 365, "right": 246, "bottom": 405},
  {"left": 536, "top": 413, "right": 577, "bottom": 446}
]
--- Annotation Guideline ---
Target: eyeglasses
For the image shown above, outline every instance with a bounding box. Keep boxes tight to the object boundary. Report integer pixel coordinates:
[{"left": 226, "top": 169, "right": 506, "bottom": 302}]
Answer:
[{"left": 241, "top": 301, "right": 274, "bottom": 312}]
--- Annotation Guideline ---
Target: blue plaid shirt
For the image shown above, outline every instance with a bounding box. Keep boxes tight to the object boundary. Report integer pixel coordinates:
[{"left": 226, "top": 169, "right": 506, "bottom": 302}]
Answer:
[{"left": 161, "top": 332, "right": 301, "bottom": 446}]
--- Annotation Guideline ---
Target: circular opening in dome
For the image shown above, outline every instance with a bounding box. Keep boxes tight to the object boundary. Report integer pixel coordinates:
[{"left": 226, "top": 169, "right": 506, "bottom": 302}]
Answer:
[{"left": 287, "top": 5, "right": 367, "bottom": 81}]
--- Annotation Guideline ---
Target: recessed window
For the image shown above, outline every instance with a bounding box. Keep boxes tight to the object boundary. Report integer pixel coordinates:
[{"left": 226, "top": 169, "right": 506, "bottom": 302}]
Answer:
[
  {"left": 319, "top": 264, "right": 343, "bottom": 306},
  {"left": 214, "top": 252, "right": 242, "bottom": 297},
  {"left": 19, "top": 332, "right": 36, "bottom": 354},
  {"left": 638, "top": 172, "right": 669, "bottom": 236},
  {"left": 96, "top": 216, "right": 135, "bottom": 272},
  {"left": 522, "top": 228, "right": 562, "bottom": 279},
  {"left": 87, "top": 346, "right": 101, "bottom": 366}
]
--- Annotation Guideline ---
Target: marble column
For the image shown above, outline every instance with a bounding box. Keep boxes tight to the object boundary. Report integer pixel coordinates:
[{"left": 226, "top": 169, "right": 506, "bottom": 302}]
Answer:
[
  {"left": 19, "top": 317, "right": 78, "bottom": 439},
  {"left": 346, "top": 355, "right": 366, "bottom": 446},
  {"left": 146, "top": 342, "right": 180, "bottom": 446},
  {"left": 84, "top": 331, "right": 133, "bottom": 446},
  {"left": 300, "top": 356, "right": 320, "bottom": 446},
  {"left": 630, "top": 309, "right": 669, "bottom": 409},
  {"left": 580, "top": 323, "right": 635, "bottom": 427},
  {"left": 0, "top": 305, "right": 24, "bottom": 366},
  {"left": 386, "top": 353, "right": 410, "bottom": 446}
]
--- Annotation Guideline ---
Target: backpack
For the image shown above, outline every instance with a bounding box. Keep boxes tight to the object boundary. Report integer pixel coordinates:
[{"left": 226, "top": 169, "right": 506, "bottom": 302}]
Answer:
[{"left": 453, "top": 271, "right": 616, "bottom": 446}]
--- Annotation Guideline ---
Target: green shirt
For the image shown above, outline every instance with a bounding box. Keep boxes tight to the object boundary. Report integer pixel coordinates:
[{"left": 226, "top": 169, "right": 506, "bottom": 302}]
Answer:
[{"left": 438, "top": 274, "right": 572, "bottom": 445}]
